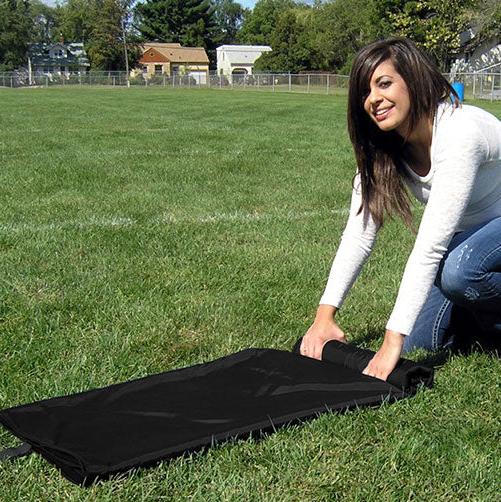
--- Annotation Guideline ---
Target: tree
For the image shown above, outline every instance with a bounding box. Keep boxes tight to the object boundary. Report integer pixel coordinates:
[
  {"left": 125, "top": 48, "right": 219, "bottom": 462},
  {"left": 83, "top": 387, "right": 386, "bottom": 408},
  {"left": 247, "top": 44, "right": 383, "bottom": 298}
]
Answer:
[
  {"left": 253, "top": 7, "right": 312, "bottom": 72},
  {"left": 54, "top": 0, "right": 96, "bottom": 44},
  {"left": 0, "top": 0, "right": 31, "bottom": 70},
  {"left": 369, "top": 0, "right": 404, "bottom": 38},
  {"left": 212, "top": 0, "right": 248, "bottom": 45},
  {"left": 372, "top": 0, "right": 478, "bottom": 69},
  {"left": 30, "top": 0, "right": 58, "bottom": 43},
  {"left": 309, "top": 0, "right": 375, "bottom": 73},
  {"left": 134, "top": 0, "right": 216, "bottom": 47},
  {"left": 86, "top": 0, "right": 140, "bottom": 70},
  {"left": 237, "top": 0, "right": 295, "bottom": 45},
  {"left": 467, "top": 0, "right": 501, "bottom": 45}
]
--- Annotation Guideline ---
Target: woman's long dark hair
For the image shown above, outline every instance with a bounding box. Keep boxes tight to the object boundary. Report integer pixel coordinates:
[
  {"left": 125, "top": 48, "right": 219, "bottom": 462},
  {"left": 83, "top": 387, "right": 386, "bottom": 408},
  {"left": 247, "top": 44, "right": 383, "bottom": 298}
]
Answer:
[{"left": 348, "top": 37, "right": 459, "bottom": 228}]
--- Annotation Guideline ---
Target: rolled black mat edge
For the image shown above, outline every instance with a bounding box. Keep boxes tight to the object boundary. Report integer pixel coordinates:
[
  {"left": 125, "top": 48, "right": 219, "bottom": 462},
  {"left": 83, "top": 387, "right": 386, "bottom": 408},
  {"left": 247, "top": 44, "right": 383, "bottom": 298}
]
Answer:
[{"left": 292, "top": 337, "right": 434, "bottom": 393}]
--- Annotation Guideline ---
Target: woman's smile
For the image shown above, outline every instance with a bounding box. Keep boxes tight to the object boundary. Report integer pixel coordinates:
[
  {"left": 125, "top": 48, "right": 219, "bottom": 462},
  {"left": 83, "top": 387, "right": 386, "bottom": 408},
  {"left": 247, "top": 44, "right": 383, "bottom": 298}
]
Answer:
[{"left": 374, "top": 105, "right": 394, "bottom": 121}]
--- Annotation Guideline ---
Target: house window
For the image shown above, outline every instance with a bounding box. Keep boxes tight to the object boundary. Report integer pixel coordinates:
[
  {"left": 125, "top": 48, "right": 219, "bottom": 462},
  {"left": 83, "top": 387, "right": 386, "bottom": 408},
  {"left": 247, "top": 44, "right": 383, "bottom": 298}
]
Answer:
[
  {"left": 54, "top": 49, "right": 65, "bottom": 58},
  {"left": 154, "top": 64, "right": 163, "bottom": 74},
  {"left": 171, "top": 66, "right": 179, "bottom": 75}
]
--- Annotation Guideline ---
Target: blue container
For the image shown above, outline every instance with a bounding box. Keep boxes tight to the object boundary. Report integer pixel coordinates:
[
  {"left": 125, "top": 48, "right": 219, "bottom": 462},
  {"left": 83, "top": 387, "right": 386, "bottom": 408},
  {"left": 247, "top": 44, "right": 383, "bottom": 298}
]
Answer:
[{"left": 451, "top": 82, "right": 464, "bottom": 102}]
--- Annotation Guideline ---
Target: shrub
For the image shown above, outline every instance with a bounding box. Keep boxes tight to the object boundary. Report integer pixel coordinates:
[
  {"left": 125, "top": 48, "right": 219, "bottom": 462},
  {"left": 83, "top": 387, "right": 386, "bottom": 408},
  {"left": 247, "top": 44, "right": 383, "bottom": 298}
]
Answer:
[
  {"left": 129, "top": 74, "right": 146, "bottom": 86},
  {"left": 148, "top": 74, "right": 167, "bottom": 86},
  {"left": 211, "top": 76, "right": 230, "bottom": 87}
]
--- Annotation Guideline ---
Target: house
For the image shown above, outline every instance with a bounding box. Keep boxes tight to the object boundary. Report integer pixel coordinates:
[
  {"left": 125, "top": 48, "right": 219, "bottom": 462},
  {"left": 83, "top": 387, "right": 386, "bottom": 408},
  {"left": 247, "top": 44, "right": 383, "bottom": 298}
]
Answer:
[
  {"left": 216, "top": 45, "right": 272, "bottom": 77},
  {"left": 136, "top": 43, "right": 210, "bottom": 83},
  {"left": 451, "top": 31, "right": 501, "bottom": 73},
  {"left": 28, "top": 38, "right": 89, "bottom": 76},
  {"left": 450, "top": 35, "right": 501, "bottom": 100}
]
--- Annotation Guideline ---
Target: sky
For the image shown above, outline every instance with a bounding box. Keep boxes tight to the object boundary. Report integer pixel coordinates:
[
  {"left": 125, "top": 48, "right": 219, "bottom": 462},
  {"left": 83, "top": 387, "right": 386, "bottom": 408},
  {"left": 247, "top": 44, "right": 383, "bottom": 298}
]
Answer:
[
  {"left": 41, "top": 0, "right": 258, "bottom": 9},
  {"left": 239, "top": 0, "right": 257, "bottom": 9}
]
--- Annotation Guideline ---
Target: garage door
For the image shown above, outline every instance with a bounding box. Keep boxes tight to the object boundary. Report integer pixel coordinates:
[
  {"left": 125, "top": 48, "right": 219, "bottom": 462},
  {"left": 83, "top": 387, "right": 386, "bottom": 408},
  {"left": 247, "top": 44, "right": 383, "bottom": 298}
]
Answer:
[{"left": 189, "top": 71, "right": 206, "bottom": 85}]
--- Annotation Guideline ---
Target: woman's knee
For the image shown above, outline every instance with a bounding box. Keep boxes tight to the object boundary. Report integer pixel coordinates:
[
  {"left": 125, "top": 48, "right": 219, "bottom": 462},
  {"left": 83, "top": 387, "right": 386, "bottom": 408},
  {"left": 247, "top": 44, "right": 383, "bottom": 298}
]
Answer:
[{"left": 440, "top": 245, "right": 483, "bottom": 305}]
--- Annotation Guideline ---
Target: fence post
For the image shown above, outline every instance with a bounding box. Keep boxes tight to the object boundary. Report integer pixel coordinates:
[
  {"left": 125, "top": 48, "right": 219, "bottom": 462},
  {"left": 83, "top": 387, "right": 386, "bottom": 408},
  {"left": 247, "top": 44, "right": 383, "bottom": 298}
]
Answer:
[
  {"left": 491, "top": 74, "right": 495, "bottom": 102},
  {"left": 288, "top": 73, "right": 291, "bottom": 92},
  {"left": 327, "top": 74, "right": 330, "bottom": 94},
  {"left": 307, "top": 74, "right": 310, "bottom": 93},
  {"left": 272, "top": 75, "right": 275, "bottom": 92}
]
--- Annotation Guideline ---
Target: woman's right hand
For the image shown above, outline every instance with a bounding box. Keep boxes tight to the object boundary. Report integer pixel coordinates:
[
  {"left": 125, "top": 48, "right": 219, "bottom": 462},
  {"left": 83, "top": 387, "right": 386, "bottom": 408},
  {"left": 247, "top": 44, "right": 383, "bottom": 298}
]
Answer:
[{"left": 300, "top": 305, "right": 347, "bottom": 360}]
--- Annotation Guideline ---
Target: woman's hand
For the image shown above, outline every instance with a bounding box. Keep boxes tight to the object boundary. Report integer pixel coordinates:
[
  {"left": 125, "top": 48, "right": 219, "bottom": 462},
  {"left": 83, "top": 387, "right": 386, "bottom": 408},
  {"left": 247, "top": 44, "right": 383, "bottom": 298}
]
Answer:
[
  {"left": 300, "top": 305, "right": 347, "bottom": 360},
  {"left": 362, "top": 329, "right": 405, "bottom": 381}
]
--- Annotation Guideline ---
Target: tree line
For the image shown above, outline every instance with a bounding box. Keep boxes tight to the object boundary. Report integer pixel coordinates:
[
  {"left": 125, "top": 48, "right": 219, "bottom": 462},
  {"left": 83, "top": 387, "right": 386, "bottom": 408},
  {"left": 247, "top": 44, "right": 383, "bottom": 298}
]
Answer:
[{"left": 1, "top": 0, "right": 500, "bottom": 73}]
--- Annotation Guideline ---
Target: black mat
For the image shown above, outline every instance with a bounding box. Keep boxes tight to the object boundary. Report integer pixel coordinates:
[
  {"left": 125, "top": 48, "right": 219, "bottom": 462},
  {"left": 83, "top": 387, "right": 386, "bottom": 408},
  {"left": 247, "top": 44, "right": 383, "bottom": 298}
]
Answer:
[{"left": 0, "top": 340, "right": 433, "bottom": 485}]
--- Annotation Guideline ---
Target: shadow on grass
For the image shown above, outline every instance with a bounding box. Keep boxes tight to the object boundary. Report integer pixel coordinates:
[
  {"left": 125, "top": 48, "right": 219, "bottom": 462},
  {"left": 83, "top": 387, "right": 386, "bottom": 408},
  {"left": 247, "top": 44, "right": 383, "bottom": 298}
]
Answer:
[
  {"left": 350, "top": 330, "right": 382, "bottom": 347},
  {"left": 354, "top": 328, "right": 501, "bottom": 372}
]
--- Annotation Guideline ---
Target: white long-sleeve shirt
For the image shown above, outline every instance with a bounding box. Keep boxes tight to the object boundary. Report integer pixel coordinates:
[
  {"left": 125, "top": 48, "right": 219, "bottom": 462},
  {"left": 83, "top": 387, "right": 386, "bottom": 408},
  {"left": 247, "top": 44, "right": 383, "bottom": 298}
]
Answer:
[{"left": 320, "top": 103, "right": 501, "bottom": 335}]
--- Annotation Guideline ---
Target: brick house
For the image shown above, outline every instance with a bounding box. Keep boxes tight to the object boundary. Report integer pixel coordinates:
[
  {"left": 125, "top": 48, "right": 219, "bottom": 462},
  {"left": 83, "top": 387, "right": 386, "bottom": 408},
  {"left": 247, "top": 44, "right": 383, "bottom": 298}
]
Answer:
[{"left": 136, "top": 43, "right": 210, "bottom": 84}]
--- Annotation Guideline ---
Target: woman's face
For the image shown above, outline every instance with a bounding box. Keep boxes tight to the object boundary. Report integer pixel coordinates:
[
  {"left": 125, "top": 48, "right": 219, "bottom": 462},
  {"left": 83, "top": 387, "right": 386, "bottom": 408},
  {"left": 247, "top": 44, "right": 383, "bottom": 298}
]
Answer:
[{"left": 363, "top": 59, "right": 411, "bottom": 136}]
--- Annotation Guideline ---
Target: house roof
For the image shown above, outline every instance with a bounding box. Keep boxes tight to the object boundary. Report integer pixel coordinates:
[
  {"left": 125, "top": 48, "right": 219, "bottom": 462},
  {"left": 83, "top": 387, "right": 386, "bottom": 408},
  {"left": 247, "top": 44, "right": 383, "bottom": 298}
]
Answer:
[
  {"left": 217, "top": 45, "right": 272, "bottom": 51},
  {"left": 28, "top": 42, "right": 89, "bottom": 67},
  {"left": 142, "top": 43, "right": 209, "bottom": 64},
  {"left": 216, "top": 45, "right": 272, "bottom": 65}
]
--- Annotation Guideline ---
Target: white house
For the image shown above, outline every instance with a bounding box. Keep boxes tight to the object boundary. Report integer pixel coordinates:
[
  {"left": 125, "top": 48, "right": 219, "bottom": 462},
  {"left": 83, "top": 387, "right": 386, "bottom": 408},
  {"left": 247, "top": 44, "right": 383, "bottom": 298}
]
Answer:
[
  {"left": 28, "top": 39, "right": 89, "bottom": 76},
  {"left": 216, "top": 45, "right": 272, "bottom": 77},
  {"left": 449, "top": 35, "right": 501, "bottom": 100},
  {"left": 451, "top": 32, "right": 501, "bottom": 73}
]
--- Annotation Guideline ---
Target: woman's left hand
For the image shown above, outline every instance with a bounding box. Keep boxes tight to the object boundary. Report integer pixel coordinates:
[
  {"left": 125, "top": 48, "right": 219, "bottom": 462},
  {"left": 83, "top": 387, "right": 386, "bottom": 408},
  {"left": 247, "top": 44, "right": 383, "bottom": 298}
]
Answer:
[{"left": 362, "top": 330, "right": 405, "bottom": 381}]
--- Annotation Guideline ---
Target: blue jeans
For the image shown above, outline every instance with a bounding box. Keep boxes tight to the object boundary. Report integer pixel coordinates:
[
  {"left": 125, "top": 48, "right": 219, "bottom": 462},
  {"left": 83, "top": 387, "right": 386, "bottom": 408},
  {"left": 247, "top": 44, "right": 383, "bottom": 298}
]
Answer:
[{"left": 403, "top": 217, "right": 501, "bottom": 354}]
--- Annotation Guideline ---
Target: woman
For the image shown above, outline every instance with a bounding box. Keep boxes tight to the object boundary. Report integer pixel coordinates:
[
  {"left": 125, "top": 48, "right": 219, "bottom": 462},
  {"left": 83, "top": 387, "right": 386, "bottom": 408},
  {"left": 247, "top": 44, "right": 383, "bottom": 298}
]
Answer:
[{"left": 300, "top": 37, "right": 501, "bottom": 380}]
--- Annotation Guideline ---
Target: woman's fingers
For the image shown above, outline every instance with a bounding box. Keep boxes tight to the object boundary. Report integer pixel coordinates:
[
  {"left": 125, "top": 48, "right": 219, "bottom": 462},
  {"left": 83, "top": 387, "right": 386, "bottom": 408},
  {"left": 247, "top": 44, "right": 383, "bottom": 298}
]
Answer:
[{"left": 300, "top": 322, "right": 347, "bottom": 360}]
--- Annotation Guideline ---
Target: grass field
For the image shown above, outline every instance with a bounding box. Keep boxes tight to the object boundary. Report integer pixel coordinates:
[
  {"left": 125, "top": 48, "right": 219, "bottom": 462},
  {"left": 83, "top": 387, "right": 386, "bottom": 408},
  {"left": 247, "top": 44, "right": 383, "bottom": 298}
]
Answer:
[{"left": 0, "top": 86, "right": 500, "bottom": 501}]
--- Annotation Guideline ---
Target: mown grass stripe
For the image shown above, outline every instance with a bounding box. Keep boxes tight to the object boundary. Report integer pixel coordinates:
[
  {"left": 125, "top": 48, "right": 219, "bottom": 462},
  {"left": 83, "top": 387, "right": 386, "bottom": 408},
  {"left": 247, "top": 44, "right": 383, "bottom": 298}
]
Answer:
[{"left": 0, "top": 208, "right": 350, "bottom": 234}]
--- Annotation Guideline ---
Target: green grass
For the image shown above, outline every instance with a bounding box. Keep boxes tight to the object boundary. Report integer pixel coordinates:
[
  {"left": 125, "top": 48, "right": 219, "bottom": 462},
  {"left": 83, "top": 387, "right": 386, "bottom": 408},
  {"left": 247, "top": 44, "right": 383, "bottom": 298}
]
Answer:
[{"left": 0, "top": 87, "right": 500, "bottom": 501}]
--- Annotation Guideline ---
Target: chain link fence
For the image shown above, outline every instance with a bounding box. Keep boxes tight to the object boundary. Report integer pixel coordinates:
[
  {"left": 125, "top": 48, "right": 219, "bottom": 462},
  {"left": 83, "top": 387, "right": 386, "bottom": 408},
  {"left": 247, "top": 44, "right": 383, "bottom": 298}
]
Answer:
[
  {"left": 1, "top": 70, "right": 500, "bottom": 100},
  {"left": 0, "top": 71, "right": 348, "bottom": 95},
  {"left": 443, "top": 72, "right": 501, "bottom": 101}
]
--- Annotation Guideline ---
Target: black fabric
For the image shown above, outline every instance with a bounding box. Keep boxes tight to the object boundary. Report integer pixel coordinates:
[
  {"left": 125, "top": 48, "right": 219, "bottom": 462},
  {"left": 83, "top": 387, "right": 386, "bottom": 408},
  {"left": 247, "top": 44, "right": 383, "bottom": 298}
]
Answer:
[
  {"left": 0, "top": 342, "right": 433, "bottom": 485},
  {"left": 0, "top": 442, "right": 32, "bottom": 462},
  {"left": 292, "top": 338, "right": 434, "bottom": 394}
]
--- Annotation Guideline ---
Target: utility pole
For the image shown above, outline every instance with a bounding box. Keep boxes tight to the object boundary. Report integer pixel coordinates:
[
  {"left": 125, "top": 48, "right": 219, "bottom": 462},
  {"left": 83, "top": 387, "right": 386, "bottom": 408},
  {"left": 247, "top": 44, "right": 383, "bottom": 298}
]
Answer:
[{"left": 121, "top": 1, "right": 130, "bottom": 87}]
